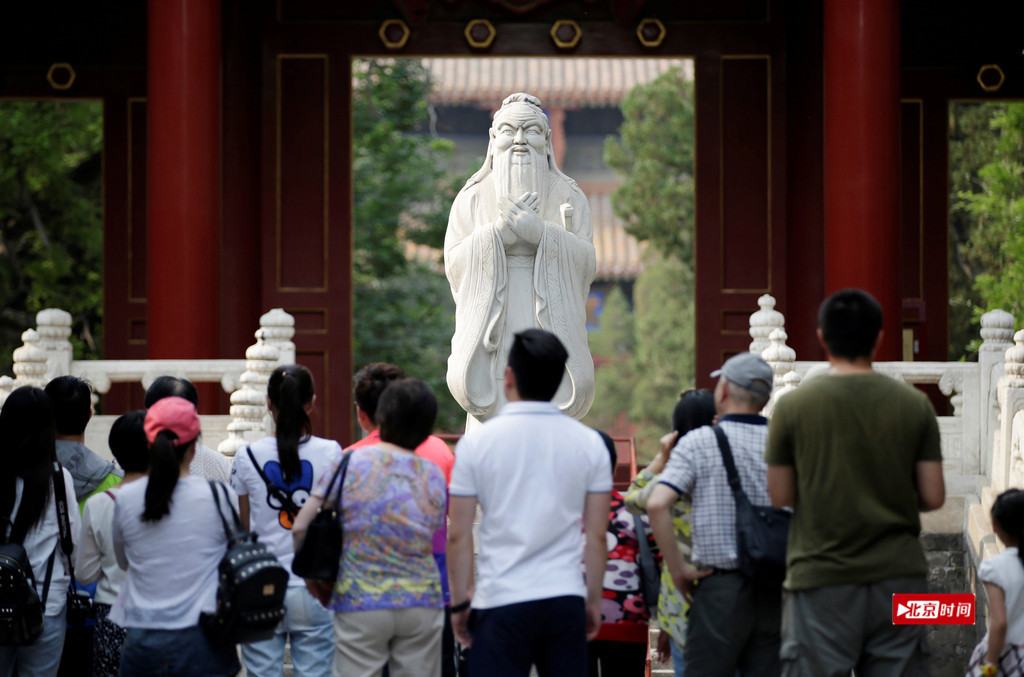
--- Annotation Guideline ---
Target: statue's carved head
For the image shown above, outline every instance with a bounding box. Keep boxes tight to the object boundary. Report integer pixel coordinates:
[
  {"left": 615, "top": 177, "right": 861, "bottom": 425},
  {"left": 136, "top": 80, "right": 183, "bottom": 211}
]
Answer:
[{"left": 490, "top": 92, "right": 552, "bottom": 153}]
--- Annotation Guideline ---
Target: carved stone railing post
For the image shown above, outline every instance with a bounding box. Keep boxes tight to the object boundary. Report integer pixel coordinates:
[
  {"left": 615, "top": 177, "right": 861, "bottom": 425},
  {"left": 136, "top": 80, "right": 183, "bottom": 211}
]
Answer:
[
  {"left": 979, "top": 309, "right": 1015, "bottom": 478},
  {"left": 259, "top": 309, "right": 295, "bottom": 366},
  {"left": 749, "top": 294, "right": 784, "bottom": 358},
  {"left": 763, "top": 328, "right": 796, "bottom": 386},
  {"left": 12, "top": 330, "right": 49, "bottom": 389},
  {"left": 762, "top": 328, "right": 797, "bottom": 417},
  {"left": 218, "top": 329, "right": 281, "bottom": 457},
  {"left": 36, "top": 308, "right": 73, "bottom": 383},
  {"left": 993, "top": 330, "right": 1024, "bottom": 492}
]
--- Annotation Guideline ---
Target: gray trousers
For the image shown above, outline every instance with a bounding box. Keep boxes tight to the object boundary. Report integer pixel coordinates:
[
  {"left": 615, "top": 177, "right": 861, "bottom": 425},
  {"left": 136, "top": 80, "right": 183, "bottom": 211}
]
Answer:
[
  {"left": 780, "top": 576, "right": 930, "bottom": 677},
  {"left": 683, "top": 570, "right": 783, "bottom": 677}
]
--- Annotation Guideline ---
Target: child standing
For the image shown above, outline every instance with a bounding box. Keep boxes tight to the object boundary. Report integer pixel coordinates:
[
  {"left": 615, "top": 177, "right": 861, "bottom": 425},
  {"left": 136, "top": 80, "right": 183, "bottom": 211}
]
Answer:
[{"left": 967, "top": 489, "right": 1024, "bottom": 676}]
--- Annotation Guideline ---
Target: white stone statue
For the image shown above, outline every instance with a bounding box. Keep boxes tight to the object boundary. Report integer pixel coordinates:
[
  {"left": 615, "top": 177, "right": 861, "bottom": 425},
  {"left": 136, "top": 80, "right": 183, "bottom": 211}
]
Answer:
[{"left": 445, "top": 93, "right": 596, "bottom": 427}]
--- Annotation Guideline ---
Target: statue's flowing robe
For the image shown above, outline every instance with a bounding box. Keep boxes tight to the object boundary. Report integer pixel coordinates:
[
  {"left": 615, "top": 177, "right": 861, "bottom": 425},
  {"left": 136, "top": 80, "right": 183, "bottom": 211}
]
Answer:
[{"left": 444, "top": 172, "right": 596, "bottom": 421}]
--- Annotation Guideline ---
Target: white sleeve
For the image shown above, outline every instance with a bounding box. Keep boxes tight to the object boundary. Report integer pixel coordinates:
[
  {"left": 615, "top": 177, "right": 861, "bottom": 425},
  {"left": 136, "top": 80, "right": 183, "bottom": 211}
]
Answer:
[
  {"left": 448, "top": 438, "right": 477, "bottom": 497},
  {"left": 230, "top": 450, "right": 250, "bottom": 496},
  {"left": 75, "top": 496, "right": 105, "bottom": 584},
  {"left": 111, "top": 500, "right": 128, "bottom": 570}
]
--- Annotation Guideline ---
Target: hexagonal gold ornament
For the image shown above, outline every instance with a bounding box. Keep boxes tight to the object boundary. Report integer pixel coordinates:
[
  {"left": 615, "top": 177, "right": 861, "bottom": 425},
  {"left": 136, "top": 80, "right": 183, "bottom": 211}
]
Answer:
[
  {"left": 977, "top": 64, "right": 1005, "bottom": 93},
  {"left": 379, "top": 19, "right": 411, "bottom": 50},
  {"left": 550, "top": 20, "right": 582, "bottom": 50},
  {"left": 46, "top": 63, "right": 76, "bottom": 91},
  {"left": 465, "top": 19, "right": 496, "bottom": 49},
  {"left": 636, "top": 18, "right": 666, "bottom": 48}
]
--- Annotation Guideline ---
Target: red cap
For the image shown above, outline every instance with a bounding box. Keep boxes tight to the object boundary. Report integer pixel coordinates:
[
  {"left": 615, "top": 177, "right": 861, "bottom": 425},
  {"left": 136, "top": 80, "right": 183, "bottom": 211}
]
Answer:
[{"left": 145, "top": 396, "right": 200, "bottom": 446}]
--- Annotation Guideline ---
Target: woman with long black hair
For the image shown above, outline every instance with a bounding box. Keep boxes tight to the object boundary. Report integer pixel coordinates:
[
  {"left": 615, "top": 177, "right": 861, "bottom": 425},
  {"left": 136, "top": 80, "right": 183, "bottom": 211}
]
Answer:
[
  {"left": 0, "top": 386, "right": 80, "bottom": 677},
  {"left": 230, "top": 364, "right": 340, "bottom": 676},
  {"left": 110, "top": 396, "right": 240, "bottom": 677}
]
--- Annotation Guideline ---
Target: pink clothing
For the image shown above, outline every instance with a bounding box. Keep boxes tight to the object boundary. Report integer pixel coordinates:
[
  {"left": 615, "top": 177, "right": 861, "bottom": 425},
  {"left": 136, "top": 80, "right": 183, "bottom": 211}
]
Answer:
[{"left": 345, "top": 431, "right": 454, "bottom": 486}]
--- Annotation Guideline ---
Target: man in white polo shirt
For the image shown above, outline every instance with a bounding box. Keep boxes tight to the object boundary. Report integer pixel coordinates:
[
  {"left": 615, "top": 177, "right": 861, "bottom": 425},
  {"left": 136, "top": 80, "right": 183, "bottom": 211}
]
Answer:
[{"left": 446, "top": 329, "right": 611, "bottom": 677}]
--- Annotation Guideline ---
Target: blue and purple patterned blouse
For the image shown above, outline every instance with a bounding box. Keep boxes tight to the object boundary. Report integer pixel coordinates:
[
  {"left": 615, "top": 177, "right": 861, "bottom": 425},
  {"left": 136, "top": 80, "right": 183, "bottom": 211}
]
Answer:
[{"left": 313, "top": 444, "right": 447, "bottom": 613}]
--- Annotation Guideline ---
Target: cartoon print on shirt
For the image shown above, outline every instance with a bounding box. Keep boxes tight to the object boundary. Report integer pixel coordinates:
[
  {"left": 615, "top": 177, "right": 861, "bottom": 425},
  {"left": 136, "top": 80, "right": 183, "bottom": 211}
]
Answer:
[{"left": 263, "top": 459, "right": 315, "bottom": 529}]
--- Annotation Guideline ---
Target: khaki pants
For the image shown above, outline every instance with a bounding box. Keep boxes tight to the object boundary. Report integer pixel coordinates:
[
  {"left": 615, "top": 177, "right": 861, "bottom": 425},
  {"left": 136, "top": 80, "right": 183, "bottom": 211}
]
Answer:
[{"left": 333, "top": 606, "right": 444, "bottom": 677}]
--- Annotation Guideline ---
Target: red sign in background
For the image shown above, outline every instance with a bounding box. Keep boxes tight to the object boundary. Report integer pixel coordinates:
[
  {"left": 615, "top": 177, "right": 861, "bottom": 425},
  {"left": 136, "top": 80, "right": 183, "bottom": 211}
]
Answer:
[{"left": 892, "top": 594, "right": 975, "bottom": 625}]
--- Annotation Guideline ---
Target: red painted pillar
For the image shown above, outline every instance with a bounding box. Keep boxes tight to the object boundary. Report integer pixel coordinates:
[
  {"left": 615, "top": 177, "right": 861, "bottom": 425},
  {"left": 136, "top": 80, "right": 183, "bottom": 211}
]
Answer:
[
  {"left": 146, "top": 0, "right": 221, "bottom": 360},
  {"left": 823, "top": 0, "right": 902, "bottom": 360}
]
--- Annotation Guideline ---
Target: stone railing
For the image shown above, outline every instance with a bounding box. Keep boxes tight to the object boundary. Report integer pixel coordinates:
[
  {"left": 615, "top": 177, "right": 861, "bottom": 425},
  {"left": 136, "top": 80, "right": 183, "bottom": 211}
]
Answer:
[{"left": 0, "top": 308, "right": 296, "bottom": 458}]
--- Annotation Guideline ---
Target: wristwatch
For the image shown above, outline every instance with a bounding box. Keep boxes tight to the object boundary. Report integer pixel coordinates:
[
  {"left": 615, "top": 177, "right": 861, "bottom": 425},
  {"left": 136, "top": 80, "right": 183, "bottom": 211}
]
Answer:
[{"left": 450, "top": 600, "right": 471, "bottom": 613}]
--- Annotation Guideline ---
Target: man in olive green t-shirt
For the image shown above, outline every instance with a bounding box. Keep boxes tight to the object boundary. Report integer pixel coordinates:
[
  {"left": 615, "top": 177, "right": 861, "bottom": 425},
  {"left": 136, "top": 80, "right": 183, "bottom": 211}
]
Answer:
[{"left": 766, "top": 288, "right": 945, "bottom": 677}]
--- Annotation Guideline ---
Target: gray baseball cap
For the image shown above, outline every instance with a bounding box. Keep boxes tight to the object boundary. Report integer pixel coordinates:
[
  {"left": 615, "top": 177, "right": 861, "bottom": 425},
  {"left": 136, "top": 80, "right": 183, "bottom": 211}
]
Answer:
[{"left": 710, "top": 352, "right": 773, "bottom": 396}]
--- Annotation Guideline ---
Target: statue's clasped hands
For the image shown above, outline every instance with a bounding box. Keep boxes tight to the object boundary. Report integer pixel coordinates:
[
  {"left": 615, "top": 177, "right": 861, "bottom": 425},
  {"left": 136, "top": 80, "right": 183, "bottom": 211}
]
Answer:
[{"left": 498, "top": 192, "right": 543, "bottom": 248}]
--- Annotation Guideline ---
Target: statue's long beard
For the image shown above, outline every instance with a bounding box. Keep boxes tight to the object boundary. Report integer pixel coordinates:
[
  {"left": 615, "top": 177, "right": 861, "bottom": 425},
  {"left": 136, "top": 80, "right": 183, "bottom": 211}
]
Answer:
[{"left": 492, "top": 147, "right": 544, "bottom": 207}]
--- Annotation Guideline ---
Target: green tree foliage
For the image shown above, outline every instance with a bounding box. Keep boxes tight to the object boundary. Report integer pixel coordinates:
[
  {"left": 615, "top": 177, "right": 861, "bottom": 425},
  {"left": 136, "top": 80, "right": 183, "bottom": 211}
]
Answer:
[
  {"left": 604, "top": 67, "right": 695, "bottom": 265},
  {"left": 584, "top": 285, "right": 636, "bottom": 435},
  {"left": 0, "top": 101, "right": 103, "bottom": 371},
  {"left": 628, "top": 253, "right": 696, "bottom": 462},
  {"left": 955, "top": 102, "right": 1024, "bottom": 336},
  {"left": 351, "top": 58, "right": 463, "bottom": 432},
  {"left": 592, "top": 67, "right": 697, "bottom": 462},
  {"left": 949, "top": 103, "right": 1001, "bottom": 358}
]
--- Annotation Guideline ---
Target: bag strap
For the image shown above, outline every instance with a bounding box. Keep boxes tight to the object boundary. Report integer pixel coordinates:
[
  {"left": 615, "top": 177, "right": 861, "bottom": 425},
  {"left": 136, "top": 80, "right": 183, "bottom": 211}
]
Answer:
[
  {"left": 711, "top": 424, "right": 743, "bottom": 494},
  {"left": 321, "top": 450, "right": 353, "bottom": 511},
  {"left": 631, "top": 513, "right": 660, "bottom": 608},
  {"left": 39, "top": 548, "right": 56, "bottom": 605},
  {"left": 246, "top": 446, "right": 301, "bottom": 519},
  {"left": 50, "top": 464, "right": 80, "bottom": 595},
  {"left": 207, "top": 481, "right": 243, "bottom": 541},
  {"left": 104, "top": 490, "right": 116, "bottom": 502}
]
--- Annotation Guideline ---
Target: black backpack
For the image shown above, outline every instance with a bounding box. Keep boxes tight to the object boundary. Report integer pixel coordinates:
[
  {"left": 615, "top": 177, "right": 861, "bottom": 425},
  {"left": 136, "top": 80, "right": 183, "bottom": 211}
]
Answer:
[
  {"left": 199, "top": 481, "right": 288, "bottom": 645},
  {"left": 0, "top": 522, "right": 45, "bottom": 645}
]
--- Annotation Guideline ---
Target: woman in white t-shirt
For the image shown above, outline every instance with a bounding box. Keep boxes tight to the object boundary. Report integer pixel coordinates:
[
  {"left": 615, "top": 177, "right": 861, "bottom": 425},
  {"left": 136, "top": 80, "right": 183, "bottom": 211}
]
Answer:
[
  {"left": 76, "top": 410, "right": 149, "bottom": 677},
  {"left": 0, "top": 386, "right": 81, "bottom": 677},
  {"left": 111, "top": 397, "right": 240, "bottom": 677},
  {"left": 967, "top": 488, "right": 1024, "bottom": 677},
  {"left": 231, "top": 364, "right": 339, "bottom": 677}
]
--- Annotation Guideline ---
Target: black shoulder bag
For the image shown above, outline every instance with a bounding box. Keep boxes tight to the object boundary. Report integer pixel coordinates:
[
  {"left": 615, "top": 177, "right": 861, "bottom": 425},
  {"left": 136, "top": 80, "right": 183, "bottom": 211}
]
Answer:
[
  {"left": 52, "top": 465, "right": 97, "bottom": 677},
  {"left": 245, "top": 446, "right": 301, "bottom": 521},
  {"left": 201, "top": 481, "right": 288, "bottom": 645},
  {"left": 292, "top": 450, "right": 352, "bottom": 583},
  {"left": 711, "top": 425, "right": 790, "bottom": 583}
]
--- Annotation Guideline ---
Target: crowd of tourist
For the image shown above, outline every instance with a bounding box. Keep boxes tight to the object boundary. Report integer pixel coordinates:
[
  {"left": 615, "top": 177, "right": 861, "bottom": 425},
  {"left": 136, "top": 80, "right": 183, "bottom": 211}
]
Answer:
[{"left": 1, "top": 288, "right": 1022, "bottom": 677}]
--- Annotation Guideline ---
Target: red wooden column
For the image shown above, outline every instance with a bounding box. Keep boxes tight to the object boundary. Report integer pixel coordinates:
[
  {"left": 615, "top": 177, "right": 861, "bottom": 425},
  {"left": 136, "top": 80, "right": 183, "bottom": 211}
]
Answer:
[
  {"left": 146, "top": 0, "right": 221, "bottom": 361},
  {"left": 823, "top": 0, "right": 902, "bottom": 360}
]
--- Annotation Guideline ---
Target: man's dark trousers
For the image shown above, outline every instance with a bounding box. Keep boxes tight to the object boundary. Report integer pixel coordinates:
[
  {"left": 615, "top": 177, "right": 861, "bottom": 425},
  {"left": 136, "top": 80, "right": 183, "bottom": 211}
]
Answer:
[
  {"left": 468, "top": 596, "right": 588, "bottom": 677},
  {"left": 684, "top": 570, "right": 782, "bottom": 677}
]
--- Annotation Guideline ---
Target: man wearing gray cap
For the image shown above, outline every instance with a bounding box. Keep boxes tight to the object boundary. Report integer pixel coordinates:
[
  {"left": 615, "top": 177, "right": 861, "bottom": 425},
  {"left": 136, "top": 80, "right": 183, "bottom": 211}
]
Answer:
[{"left": 647, "top": 352, "right": 780, "bottom": 677}]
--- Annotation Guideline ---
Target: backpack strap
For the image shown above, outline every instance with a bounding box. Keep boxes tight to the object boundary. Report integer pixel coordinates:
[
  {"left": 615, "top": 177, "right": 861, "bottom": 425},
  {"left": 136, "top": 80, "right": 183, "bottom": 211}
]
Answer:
[
  {"left": 245, "top": 446, "right": 301, "bottom": 520},
  {"left": 104, "top": 490, "right": 116, "bottom": 502},
  {"left": 207, "top": 481, "right": 243, "bottom": 541}
]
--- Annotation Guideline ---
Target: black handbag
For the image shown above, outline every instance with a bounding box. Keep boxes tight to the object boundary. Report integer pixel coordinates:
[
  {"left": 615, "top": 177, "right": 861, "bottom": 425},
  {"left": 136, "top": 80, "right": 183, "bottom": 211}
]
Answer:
[
  {"left": 711, "top": 425, "right": 790, "bottom": 583},
  {"left": 200, "top": 481, "right": 288, "bottom": 645},
  {"left": 631, "top": 513, "right": 660, "bottom": 614},
  {"left": 50, "top": 465, "right": 94, "bottom": 628},
  {"left": 292, "top": 450, "right": 352, "bottom": 582}
]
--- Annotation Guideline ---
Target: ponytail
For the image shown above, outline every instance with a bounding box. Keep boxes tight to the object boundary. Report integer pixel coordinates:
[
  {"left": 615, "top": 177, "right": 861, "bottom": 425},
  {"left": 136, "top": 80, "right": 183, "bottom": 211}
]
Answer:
[
  {"left": 142, "top": 430, "right": 188, "bottom": 522},
  {"left": 991, "top": 488, "right": 1024, "bottom": 570},
  {"left": 268, "top": 365, "right": 314, "bottom": 483}
]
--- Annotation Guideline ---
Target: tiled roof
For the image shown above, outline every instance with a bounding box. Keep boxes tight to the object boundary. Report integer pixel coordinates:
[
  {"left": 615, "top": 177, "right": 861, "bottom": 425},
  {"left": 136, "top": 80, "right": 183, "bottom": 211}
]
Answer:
[{"left": 422, "top": 57, "right": 692, "bottom": 108}]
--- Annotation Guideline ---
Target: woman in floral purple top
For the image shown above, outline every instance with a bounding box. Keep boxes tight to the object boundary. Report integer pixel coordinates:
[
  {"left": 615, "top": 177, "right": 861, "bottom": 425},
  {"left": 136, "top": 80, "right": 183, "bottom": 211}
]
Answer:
[{"left": 293, "top": 379, "right": 447, "bottom": 677}]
